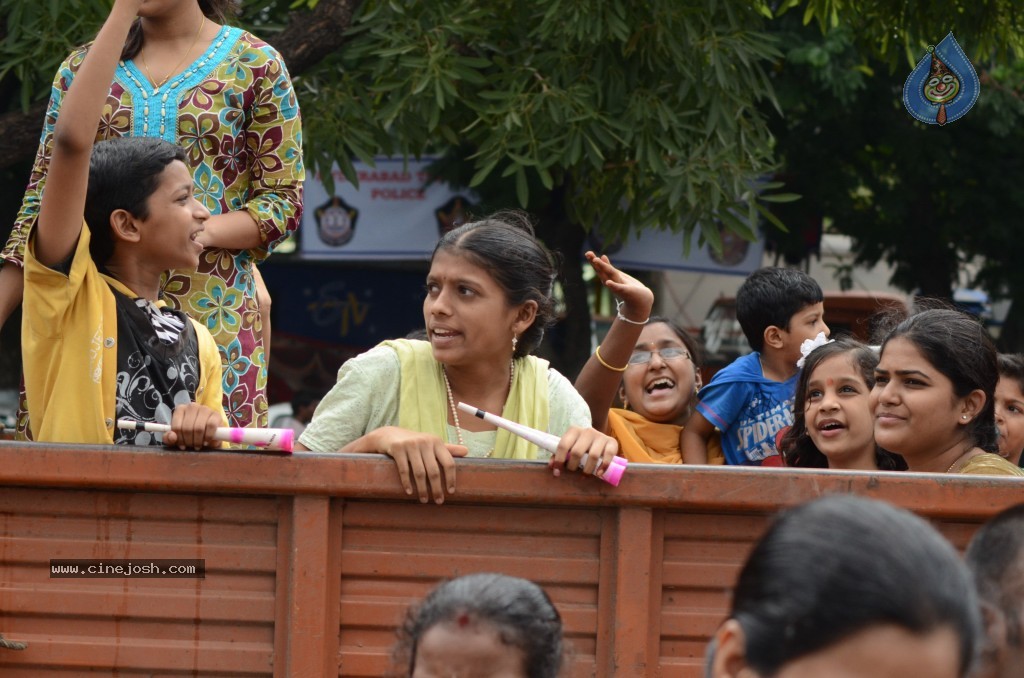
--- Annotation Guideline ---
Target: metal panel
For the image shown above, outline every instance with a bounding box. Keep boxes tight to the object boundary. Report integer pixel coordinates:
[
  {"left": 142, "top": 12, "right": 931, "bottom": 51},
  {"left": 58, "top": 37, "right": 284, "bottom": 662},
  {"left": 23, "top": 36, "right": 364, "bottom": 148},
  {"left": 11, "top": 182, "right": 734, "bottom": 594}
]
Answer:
[
  {"left": 0, "top": 443, "right": 1021, "bottom": 676},
  {"left": 0, "top": 487, "right": 277, "bottom": 676},
  {"left": 336, "top": 501, "right": 602, "bottom": 677}
]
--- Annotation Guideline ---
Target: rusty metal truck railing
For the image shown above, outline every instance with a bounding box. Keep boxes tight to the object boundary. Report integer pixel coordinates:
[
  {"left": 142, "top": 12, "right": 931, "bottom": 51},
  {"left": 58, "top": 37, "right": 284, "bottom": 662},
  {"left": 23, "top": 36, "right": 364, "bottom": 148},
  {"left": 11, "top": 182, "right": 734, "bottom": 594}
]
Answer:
[{"left": 0, "top": 441, "right": 1019, "bottom": 677}]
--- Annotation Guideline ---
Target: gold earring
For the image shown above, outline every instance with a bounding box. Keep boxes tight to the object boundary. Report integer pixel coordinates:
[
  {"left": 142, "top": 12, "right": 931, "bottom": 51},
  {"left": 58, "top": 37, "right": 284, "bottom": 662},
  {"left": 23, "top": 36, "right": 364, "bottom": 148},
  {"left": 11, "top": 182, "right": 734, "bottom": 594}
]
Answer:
[{"left": 512, "top": 335, "right": 518, "bottom": 353}]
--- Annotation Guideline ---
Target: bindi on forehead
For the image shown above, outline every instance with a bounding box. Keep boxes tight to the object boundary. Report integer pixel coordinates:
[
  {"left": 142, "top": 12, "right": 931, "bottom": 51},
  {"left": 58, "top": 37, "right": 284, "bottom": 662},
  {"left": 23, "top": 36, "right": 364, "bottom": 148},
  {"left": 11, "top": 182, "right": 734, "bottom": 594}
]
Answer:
[{"left": 826, "top": 378, "right": 834, "bottom": 386}]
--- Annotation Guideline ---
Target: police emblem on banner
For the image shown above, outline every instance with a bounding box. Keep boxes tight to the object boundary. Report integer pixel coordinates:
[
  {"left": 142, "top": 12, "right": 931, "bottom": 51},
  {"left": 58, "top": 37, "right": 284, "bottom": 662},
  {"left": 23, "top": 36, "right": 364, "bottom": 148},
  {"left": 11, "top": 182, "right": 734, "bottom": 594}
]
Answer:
[
  {"left": 708, "top": 222, "right": 750, "bottom": 267},
  {"left": 902, "top": 33, "right": 980, "bottom": 126},
  {"left": 435, "top": 196, "right": 475, "bottom": 236},
  {"left": 315, "top": 196, "right": 358, "bottom": 247}
]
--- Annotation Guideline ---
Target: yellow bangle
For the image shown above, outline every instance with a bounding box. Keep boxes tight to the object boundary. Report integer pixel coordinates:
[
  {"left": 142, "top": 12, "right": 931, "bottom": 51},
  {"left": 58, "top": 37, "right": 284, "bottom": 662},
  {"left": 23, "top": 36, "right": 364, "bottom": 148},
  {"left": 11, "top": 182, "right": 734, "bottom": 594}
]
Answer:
[{"left": 595, "top": 345, "right": 628, "bottom": 372}]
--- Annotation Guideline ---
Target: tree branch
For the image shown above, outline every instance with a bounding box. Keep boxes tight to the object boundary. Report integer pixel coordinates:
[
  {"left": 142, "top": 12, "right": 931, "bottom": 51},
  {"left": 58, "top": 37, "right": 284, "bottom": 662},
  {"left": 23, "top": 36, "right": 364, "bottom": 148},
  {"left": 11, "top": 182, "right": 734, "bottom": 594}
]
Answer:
[
  {"left": 0, "top": 0, "right": 363, "bottom": 172},
  {"left": 0, "top": 99, "right": 49, "bottom": 173},
  {"left": 269, "top": 0, "right": 362, "bottom": 77}
]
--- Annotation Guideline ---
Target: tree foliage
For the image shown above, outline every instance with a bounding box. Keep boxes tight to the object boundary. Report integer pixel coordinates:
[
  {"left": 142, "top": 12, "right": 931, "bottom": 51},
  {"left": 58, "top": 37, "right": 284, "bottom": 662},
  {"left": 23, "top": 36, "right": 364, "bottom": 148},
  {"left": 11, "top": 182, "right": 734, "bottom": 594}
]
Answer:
[
  {"left": 783, "top": 0, "right": 1024, "bottom": 69},
  {"left": 4, "top": 0, "right": 1023, "bottom": 249},
  {"left": 300, "top": 0, "right": 783, "bottom": 251},
  {"left": 4, "top": 0, "right": 1024, "bottom": 366},
  {"left": 765, "top": 12, "right": 1024, "bottom": 347}
]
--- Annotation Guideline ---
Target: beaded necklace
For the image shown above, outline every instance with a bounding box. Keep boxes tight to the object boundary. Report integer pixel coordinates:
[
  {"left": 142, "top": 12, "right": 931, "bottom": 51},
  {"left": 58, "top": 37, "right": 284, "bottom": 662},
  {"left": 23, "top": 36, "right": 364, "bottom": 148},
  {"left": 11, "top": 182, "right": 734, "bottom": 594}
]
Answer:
[{"left": 442, "top": 361, "right": 515, "bottom": 455}]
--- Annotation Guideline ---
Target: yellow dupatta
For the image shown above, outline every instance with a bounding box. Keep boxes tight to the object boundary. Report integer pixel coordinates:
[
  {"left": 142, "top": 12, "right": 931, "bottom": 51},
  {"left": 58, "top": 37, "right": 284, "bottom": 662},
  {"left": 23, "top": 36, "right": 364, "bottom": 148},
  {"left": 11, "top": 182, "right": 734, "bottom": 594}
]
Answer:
[
  {"left": 607, "top": 408, "right": 724, "bottom": 464},
  {"left": 383, "top": 339, "right": 550, "bottom": 459}
]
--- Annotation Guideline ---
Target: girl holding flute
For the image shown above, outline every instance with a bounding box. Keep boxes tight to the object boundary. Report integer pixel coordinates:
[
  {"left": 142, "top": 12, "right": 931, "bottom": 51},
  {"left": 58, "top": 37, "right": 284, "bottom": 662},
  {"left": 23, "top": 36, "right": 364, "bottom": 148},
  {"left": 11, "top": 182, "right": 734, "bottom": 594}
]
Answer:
[{"left": 297, "top": 212, "right": 619, "bottom": 504}]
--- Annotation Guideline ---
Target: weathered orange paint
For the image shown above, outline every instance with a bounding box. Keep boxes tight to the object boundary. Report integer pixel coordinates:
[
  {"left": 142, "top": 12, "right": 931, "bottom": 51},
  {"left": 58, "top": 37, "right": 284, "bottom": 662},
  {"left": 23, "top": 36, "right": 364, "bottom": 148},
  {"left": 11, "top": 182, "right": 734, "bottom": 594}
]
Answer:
[{"left": 0, "top": 442, "right": 1020, "bottom": 676}]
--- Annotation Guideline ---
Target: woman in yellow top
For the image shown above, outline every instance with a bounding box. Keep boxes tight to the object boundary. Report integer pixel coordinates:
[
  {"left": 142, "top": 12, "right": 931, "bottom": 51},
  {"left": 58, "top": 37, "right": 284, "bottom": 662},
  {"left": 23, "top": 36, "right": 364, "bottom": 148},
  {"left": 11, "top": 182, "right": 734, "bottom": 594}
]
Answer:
[
  {"left": 297, "top": 213, "right": 619, "bottom": 503},
  {"left": 575, "top": 253, "right": 723, "bottom": 465},
  {"left": 871, "top": 308, "right": 1024, "bottom": 477}
]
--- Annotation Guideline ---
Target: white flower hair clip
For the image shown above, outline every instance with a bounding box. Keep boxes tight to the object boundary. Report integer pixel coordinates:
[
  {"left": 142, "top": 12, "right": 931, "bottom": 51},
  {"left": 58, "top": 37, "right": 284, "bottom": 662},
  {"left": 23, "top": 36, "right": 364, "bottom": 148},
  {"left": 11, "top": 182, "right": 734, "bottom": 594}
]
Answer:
[{"left": 796, "top": 332, "right": 833, "bottom": 368}]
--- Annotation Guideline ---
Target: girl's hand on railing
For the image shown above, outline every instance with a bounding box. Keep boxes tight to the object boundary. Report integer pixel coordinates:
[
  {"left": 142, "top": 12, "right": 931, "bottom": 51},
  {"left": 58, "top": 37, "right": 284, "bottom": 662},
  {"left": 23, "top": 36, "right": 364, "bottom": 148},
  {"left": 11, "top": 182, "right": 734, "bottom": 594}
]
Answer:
[{"left": 344, "top": 426, "right": 468, "bottom": 504}]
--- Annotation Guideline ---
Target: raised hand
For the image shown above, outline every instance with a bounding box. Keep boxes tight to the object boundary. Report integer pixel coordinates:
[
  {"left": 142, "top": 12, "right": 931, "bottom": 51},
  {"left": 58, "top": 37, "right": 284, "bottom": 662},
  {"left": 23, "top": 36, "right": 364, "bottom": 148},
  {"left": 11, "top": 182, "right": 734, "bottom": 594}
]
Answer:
[{"left": 585, "top": 251, "right": 654, "bottom": 323}]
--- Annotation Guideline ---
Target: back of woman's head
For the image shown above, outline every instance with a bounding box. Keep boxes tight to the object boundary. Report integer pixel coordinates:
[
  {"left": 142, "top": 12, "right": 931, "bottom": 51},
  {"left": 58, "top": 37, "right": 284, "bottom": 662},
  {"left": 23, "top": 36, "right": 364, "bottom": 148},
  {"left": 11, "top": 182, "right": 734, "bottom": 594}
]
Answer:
[
  {"left": 881, "top": 308, "right": 999, "bottom": 452},
  {"left": 393, "top": 572, "right": 563, "bottom": 678},
  {"left": 433, "top": 211, "right": 558, "bottom": 358},
  {"left": 728, "top": 495, "right": 979, "bottom": 676}
]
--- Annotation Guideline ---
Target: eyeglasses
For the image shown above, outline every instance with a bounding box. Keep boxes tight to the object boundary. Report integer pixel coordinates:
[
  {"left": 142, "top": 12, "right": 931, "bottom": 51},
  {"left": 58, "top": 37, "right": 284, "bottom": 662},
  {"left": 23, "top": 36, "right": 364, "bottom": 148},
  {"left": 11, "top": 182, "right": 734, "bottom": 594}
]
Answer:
[{"left": 626, "top": 347, "right": 691, "bottom": 366}]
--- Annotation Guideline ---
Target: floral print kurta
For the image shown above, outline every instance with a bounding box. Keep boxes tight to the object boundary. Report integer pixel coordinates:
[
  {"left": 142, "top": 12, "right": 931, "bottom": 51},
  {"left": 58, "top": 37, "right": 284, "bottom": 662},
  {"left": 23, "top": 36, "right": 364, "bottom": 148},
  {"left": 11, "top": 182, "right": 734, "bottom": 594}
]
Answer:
[{"left": 4, "top": 26, "right": 304, "bottom": 429}]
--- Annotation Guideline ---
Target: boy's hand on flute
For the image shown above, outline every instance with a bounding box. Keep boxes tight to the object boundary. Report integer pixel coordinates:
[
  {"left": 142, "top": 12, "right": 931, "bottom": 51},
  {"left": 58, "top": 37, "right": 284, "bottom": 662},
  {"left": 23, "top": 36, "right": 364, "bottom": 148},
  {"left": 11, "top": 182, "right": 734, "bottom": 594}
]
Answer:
[{"left": 165, "top": 404, "right": 222, "bottom": 450}]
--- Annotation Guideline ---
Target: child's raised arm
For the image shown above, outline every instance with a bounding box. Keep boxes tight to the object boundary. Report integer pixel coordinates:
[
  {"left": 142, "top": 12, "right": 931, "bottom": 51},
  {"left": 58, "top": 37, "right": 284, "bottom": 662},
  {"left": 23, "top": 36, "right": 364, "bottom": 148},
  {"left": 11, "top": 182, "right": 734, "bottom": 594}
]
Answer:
[
  {"left": 34, "top": 0, "right": 143, "bottom": 267},
  {"left": 680, "top": 412, "right": 713, "bottom": 464},
  {"left": 574, "top": 252, "right": 654, "bottom": 433}
]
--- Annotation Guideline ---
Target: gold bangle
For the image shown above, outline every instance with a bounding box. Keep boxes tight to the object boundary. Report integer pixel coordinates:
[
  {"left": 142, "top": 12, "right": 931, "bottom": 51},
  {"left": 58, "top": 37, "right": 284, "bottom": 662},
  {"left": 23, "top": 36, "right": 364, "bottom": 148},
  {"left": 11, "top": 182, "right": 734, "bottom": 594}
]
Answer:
[{"left": 595, "top": 345, "right": 628, "bottom": 372}]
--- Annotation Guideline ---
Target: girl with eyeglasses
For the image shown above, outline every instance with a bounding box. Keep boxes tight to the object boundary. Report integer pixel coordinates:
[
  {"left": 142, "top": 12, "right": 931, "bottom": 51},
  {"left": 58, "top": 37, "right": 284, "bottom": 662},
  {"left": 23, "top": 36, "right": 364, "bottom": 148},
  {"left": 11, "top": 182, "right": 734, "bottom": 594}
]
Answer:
[{"left": 575, "top": 252, "right": 724, "bottom": 464}]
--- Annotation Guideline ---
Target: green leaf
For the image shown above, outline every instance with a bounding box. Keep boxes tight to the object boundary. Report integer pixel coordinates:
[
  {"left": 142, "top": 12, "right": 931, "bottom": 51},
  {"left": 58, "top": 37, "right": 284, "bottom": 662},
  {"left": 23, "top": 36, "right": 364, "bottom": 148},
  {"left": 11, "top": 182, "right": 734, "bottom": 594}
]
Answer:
[
  {"left": 759, "top": 192, "right": 802, "bottom": 203},
  {"left": 802, "top": 2, "right": 816, "bottom": 26},
  {"left": 755, "top": 203, "right": 788, "bottom": 233},
  {"left": 538, "top": 166, "right": 554, "bottom": 190},
  {"left": 515, "top": 165, "right": 529, "bottom": 206},
  {"left": 469, "top": 157, "right": 500, "bottom": 187},
  {"left": 718, "top": 209, "right": 757, "bottom": 241}
]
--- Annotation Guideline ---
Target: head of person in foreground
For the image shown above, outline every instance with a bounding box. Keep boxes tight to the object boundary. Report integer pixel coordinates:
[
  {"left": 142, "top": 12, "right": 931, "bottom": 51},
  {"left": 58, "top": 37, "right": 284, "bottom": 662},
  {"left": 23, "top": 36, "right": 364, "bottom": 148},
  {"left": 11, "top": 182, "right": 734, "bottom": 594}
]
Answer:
[
  {"left": 392, "top": 572, "right": 563, "bottom": 678},
  {"left": 707, "top": 494, "right": 980, "bottom": 678}
]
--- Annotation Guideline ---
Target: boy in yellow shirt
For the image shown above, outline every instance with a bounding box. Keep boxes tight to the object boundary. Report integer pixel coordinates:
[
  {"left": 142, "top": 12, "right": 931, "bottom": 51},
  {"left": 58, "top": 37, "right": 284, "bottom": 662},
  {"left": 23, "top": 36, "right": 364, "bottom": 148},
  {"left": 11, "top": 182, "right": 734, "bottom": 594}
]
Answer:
[{"left": 23, "top": 0, "right": 224, "bottom": 448}]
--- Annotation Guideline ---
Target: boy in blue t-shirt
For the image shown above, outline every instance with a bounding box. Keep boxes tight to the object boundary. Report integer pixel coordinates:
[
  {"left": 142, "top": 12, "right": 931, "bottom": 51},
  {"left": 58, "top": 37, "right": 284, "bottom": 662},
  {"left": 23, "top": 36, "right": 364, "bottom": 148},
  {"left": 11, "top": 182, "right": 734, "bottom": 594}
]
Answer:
[{"left": 681, "top": 268, "right": 828, "bottom": 465}]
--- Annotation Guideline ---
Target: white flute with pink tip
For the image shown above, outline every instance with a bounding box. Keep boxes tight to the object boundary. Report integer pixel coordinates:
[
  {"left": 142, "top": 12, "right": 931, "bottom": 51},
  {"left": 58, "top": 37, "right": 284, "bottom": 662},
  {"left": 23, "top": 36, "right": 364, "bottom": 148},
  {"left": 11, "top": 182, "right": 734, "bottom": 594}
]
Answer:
[
  {"left": 116, "top": 419, "right": 294, "bottom": 452},
  {"left": 455, "top": 402, "right": 627, "bottom": 486}
]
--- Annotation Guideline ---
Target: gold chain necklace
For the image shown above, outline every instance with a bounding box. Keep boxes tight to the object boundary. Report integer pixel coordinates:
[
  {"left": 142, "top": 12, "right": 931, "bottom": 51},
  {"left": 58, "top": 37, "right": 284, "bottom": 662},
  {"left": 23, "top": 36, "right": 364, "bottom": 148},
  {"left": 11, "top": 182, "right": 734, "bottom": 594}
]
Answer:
[
  {"left": 945, "top": 449, "right": 972, "bottom": 473},
  {"left": 442, "top": 361, "right": 515, "bottom": 454},
  {"left": 139, "top": 15, "right": 205, "bottom": 93}
]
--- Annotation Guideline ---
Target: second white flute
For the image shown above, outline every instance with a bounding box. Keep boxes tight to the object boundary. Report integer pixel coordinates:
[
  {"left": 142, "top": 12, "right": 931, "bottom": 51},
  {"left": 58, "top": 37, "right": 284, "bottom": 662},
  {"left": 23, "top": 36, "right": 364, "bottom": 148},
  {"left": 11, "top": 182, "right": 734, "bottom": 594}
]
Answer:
[
  {"left": 455, "top": 402, "right": 627, "bottom": 486},
  {"left": 116, "top": 419, "right": 294, "bottom": 452}
]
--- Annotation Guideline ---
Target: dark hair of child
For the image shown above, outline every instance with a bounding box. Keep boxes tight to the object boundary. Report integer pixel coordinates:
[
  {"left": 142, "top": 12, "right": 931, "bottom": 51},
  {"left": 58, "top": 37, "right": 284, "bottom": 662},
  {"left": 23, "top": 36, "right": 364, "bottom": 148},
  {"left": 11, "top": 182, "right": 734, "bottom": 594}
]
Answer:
[
  {"left": 735, "top": 267, "right": 823, "bottom": 352},
  {"left": 964, "top": 503, "right": 1024, "bottom": 649},
  {"left": 290, "top": 389, "right": 321, "bottom": 413},
  {"left": 391, "top": 572, "right": 563, "bottom": 678},
  {"left": 723, "top": 495, "right": 980, "bottom": 676},
  {"left": 998, "top": 353, "right": 1024, "bottom": 394},
  {"left": 85, "top": 137, "right": 187, "bottom": 265}
]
